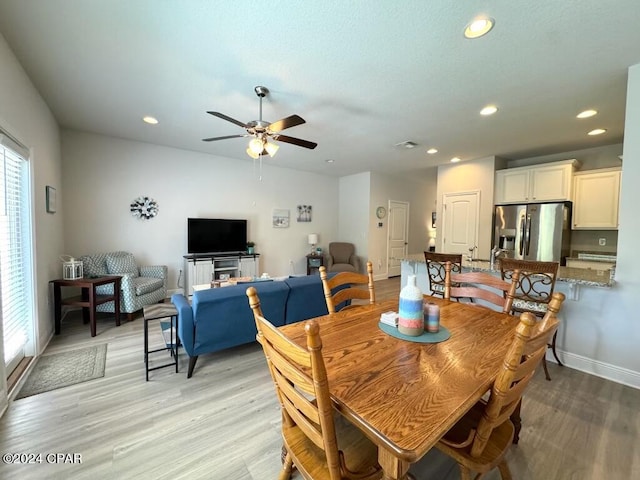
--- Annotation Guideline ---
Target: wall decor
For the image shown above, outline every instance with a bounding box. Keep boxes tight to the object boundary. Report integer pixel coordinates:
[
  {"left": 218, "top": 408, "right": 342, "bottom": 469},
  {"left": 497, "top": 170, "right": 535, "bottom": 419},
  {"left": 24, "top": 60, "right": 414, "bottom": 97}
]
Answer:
[
  {"left": 297, "top": 205, "right": 312, "bottom": 222},
  {"left": 46, "top": 186, "right": 56, "bottom": 213},
  {"left": 376, "top": 206, "right": 386, "bottom": 219},
  {"left": 272, "top": 209, "right": 290, "bottom": 228},
  {"left": 130, "top": 196, "right": 159, "bottom": 219}
]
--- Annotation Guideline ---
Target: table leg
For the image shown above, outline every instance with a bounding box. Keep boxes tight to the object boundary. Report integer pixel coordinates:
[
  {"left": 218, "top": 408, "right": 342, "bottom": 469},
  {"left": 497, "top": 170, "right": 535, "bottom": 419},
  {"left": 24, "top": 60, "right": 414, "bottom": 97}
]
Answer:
[
  {"left": 378, "top": 448, "right": 410, "bottom": 480},
  {"left": 81, "top": 287, "right": 90, "bottom": 324},
  {"left": 89, "top": 285, "right": 97, "bottom": 337},
  {"left": 54, "top": 284, "right": 62, "bottom": 334}
]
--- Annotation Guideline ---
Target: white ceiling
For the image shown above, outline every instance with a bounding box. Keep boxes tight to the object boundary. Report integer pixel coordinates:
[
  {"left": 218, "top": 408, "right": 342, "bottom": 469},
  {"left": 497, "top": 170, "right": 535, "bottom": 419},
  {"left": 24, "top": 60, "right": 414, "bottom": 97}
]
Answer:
[{"left": 0, "top": 1, "right": 638, "bottom": 177}]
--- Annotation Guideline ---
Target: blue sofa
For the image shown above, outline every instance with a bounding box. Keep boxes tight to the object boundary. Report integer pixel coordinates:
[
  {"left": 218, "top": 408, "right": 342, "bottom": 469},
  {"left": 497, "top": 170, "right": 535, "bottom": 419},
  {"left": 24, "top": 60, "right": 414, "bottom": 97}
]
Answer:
[{"left": 171, "top": 275, "right": 332, "bottom": 377}]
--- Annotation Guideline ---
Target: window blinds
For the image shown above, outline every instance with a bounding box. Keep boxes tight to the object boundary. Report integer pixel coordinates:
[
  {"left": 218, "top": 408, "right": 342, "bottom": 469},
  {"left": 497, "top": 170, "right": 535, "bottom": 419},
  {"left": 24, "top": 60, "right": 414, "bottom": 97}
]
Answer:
[{"left": 1, "top": 131, "right": 32, "bottom": 369}]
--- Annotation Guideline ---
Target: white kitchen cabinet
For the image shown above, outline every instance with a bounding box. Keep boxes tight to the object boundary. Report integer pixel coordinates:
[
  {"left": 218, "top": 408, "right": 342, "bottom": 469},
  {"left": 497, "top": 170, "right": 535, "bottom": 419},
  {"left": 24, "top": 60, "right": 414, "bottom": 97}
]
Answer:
[
  {"left": 572, "top": 168, "right": 621, "bottom": 229},
  {"left": 495, "top": 159, "right": 578, "bottom": 204}
]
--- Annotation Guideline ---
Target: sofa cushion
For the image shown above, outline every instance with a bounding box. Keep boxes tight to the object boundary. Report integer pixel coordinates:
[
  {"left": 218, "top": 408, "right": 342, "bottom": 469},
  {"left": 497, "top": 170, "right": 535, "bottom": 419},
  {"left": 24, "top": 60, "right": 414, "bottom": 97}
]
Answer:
[
  {"left": 134, "top": 277, "right": 164, "bottom": 296},
  {"left": 189, "top": 281, "right": 289, "bottom": 356},
  {"left": 283, "top": 275, "right": 330, "bottom": 324},
  {"left": 106, "top": 253, "right": 139, "bottom": 277}
]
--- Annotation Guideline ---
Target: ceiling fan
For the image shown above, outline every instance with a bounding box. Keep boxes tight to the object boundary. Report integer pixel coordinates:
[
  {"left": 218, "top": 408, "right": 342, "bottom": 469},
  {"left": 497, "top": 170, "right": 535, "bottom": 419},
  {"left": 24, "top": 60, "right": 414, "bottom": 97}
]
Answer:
[{"left": 203, "top": 86, "right": 317, "bottom": 159}]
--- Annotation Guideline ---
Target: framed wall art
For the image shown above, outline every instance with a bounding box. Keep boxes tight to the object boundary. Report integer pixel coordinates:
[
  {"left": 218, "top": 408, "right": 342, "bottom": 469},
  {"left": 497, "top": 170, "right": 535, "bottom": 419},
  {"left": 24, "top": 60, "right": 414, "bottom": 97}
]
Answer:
[
  {"left": 272, "top": 209, "right": 290, "bottom": 228},
  {"left": 46, "top": 186, "right": 56, "bottom": 213},
  {"left": 297, "top": 205, "right": 312, "bottom": 222}
]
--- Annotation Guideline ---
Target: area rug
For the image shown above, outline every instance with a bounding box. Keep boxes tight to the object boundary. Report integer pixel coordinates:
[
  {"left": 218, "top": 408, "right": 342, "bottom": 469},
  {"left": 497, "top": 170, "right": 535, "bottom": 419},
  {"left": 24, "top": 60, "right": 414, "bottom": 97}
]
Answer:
[{"left": 16, "top": 344, "right": 108, "bottom": 399}]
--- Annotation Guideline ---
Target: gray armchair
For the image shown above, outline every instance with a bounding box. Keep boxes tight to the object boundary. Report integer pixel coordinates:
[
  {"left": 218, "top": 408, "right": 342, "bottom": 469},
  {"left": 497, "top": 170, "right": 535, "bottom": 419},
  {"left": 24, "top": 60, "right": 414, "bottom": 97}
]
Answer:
[
  {"left": 79, "top": 251, "right": 167, "bottom": 320},
  {"left": 327, "top": 242, "right": 360, "bottom": 273}
]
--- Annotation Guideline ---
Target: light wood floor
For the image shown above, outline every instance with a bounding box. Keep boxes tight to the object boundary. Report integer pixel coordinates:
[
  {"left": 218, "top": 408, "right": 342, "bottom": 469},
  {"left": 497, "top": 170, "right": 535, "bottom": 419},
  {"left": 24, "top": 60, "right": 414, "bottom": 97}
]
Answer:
[{"left": 1, "top": 277, "right": 639, "bottom": 479}]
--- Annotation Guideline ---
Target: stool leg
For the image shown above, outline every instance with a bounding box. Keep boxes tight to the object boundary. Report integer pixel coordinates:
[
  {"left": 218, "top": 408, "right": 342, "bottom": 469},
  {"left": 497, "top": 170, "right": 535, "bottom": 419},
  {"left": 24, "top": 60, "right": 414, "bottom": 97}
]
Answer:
[
  {"left": 550, "top": 330, "right": 563, "bottom": 366},
  {"left": 144, "top": 318, "right": 149, "bottom": 381},
  {"left": 542, "top": 356, "right": 551, "bottom": 381}
]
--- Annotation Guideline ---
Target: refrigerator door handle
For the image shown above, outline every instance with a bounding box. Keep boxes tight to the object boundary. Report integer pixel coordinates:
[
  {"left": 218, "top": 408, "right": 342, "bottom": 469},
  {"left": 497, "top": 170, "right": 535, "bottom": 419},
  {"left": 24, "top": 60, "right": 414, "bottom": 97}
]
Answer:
[
  {"left": 525, "top": 214, "right": 532, "bottom": 256},
  {"left": 518, "top": 216, "right": 526, "bottom": 255}
]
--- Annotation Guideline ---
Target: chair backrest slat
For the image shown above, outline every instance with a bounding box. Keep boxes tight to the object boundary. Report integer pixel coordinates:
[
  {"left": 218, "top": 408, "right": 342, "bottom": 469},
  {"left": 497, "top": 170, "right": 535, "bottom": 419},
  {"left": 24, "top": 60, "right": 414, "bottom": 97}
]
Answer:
[
  {"left": 320, "top": 261, "right": 375, "bottom": 313},
  {"left": 443, "top": 262, "right": 519, "bottom": 313}
]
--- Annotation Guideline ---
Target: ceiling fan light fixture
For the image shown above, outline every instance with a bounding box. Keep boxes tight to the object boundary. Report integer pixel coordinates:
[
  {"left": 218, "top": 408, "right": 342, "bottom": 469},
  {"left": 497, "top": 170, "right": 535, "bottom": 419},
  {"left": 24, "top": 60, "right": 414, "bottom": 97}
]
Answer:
[
  {"left": 246, "top": 147, "right": 260, "bottom": 159},
  {"left": 249, "top": 137, "right": 264, "bottom": 154},
  {"left": 265, "top": 141, "right": 279, "bottom": 157}
]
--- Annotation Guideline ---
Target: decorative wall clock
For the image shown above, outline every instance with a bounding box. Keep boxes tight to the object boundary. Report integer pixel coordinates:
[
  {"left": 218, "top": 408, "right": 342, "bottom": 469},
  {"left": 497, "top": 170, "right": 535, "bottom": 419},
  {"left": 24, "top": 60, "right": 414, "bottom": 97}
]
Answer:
[
  {"left": 376, "top": 206, "right": 387, "bottom": 219},
  {"left": 130, "top": 196, "right": 158, "bottom": 219}
]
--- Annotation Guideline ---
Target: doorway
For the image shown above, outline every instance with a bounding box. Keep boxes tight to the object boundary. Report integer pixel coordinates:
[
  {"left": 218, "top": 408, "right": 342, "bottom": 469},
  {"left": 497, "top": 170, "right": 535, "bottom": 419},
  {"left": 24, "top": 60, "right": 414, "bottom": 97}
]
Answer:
[
  {"left": 442, "top": 191, "right": 480, "bottom": 257},
  {"left": 387, "top": 200, "right": 409, "bottom": 277}
]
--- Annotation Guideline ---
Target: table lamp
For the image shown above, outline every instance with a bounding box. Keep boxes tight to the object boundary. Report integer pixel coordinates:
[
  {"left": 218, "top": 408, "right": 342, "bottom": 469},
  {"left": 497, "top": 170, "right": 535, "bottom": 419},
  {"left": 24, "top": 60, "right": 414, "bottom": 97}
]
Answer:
[{"left": 308, "top": 233, "right": 318, "bottom": 254}]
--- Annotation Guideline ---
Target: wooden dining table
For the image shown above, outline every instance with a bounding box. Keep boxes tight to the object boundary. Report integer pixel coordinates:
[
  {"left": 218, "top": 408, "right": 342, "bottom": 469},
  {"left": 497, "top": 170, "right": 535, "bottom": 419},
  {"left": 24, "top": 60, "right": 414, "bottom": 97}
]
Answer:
[{"left": 278, "top": 296, "right": 520, "bottom": 480}]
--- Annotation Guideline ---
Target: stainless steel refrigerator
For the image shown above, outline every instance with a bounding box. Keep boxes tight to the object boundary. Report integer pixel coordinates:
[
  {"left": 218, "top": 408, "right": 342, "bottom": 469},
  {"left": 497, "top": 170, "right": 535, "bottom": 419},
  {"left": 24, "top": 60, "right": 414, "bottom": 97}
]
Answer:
[{"left": 493, "top": 202, "right": 572, "bottom": 264}]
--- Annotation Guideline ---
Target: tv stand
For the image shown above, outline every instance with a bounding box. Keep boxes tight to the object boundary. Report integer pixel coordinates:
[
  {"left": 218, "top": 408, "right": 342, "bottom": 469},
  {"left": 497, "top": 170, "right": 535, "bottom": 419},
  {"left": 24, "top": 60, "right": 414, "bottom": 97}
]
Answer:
[{"left": 183, "top": 253, "right": 260, "bottom": 295}]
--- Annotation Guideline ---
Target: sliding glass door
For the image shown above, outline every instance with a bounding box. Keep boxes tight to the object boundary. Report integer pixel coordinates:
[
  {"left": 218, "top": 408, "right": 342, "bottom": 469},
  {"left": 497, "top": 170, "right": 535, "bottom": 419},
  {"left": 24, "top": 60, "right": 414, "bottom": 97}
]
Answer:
[{"left": 1, "top": 131, "right": 34, "bottom": 377}]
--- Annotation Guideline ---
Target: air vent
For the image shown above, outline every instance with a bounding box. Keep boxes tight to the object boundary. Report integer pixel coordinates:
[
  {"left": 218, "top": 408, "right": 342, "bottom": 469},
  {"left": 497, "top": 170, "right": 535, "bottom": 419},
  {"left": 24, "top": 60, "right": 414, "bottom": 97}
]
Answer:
[{"left": 395, "top": 141, "right": 418, "bottom": 149}]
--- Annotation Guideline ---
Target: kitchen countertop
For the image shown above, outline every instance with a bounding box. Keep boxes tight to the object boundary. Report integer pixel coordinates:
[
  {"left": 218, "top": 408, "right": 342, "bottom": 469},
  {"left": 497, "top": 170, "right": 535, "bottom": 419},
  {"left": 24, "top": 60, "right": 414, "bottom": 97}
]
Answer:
[{"left": 402, "top": 254, "right": 615, "bottom": 288}]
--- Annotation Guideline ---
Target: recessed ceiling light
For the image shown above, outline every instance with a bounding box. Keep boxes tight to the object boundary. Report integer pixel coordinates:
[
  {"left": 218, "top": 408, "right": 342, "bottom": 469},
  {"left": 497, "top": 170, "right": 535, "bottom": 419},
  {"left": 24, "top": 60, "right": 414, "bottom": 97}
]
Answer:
[
  {"left": 325, "top": 159, "right": 334, "bottom": 163},
  {"left": 464, "top": 16, "right": 495, "bottom": 39},
  {"left": 427, "top": 148, "right": 438, "bottom": 154},
  {"left": 451, "top": 157, "right": 461, "bottom": 163},
  {"left": 577, "top": 109, "right": 598, "bottom": 119},
  {"left": 480, "top": 105, "right": 498, "bottom": 116},
  {"left": 588, "top": 128, "right": 606, "bottom": 136},
  {"left": 143, "top": 116, "right": 159, "bottom": 125}
]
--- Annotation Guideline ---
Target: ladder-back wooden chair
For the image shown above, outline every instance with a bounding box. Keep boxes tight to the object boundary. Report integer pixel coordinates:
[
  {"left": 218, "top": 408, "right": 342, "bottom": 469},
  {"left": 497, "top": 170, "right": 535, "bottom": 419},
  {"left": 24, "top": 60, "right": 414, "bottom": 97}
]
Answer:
[
  {"left": 319, "top": 261, "right": 375, "bottom": 314},
  {"left": 246, "top": 287, "right": 381, "bottom": 480},
  {"left": 423, "top": 252, "right": 463, "bottom": 297},
  {"left": 499, "top": 258, "right": 561, "bottom": 381},
  {"left": 433, "top": 293, "right": 565, "bottom": 480},
  {"left": 443, "top": 261, "right": 519, "bottom": 314}
]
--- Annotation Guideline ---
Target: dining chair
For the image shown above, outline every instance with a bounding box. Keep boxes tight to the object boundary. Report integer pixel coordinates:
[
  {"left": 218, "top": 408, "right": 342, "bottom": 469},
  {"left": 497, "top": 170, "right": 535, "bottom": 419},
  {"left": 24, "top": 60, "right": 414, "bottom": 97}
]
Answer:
[
  {"left": 499, "top": 258, "right": 561, "bottom": 381},
  {"left": 443, "top": 261, "right": 519, "bottom": 314},
  {"left": 246, "top": 287, "right": 382, "bottom": 480},
  {"left": 423, "top": 252, "right": 463, "bottom": 297},
  {"left": 433, "top": 293, "right": 564, "bottom": 480},
  {"left": 319, "top": 261, "right": 375, "bottom": 314}
]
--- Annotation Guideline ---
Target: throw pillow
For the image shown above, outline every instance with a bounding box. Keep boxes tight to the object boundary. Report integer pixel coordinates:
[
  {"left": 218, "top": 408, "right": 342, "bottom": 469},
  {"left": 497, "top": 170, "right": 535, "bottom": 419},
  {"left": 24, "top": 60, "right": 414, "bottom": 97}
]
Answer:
[{"left": 106, "top": 253, "right": 139, "bottom": 277}]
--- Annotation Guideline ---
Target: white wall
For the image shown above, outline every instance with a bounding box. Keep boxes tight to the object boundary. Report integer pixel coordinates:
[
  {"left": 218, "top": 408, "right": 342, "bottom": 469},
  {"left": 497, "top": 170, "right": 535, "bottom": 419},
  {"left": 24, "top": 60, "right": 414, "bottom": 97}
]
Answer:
[
  {"left": 61, "top": 130, "right": 340, "bottom": 284},
  {"left": 370, "top": 171, "right": 436, "bottom": 277},
  {"left": 337, "top": 173, "right": 370, "bottom": 271},
  {"left": 436, "top": 156, "right": 497, "bottom": 258},
  {"left": 0, "top": 33, "right": 63, "bottom": 413}
]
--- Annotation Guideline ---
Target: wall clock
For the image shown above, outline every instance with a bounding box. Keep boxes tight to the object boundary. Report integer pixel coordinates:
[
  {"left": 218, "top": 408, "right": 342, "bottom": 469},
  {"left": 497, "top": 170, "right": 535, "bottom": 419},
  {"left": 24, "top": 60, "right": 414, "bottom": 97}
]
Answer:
[
  {"left": 376, "top": 206, "right": 387, "bottom": 219},
  {"left": 130, "top": 196, "right": 158, "bottom": 219}
]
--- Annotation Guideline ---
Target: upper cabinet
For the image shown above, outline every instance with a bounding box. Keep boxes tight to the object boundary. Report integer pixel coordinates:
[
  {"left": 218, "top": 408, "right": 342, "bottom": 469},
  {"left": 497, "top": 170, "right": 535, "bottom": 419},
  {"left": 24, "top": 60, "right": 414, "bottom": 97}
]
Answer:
[
  {"left": 495, "top": 159, "right": 579, "bottom": 204},
  {"left": 572, "top": 167, "right": 621, "bottom": 230}
]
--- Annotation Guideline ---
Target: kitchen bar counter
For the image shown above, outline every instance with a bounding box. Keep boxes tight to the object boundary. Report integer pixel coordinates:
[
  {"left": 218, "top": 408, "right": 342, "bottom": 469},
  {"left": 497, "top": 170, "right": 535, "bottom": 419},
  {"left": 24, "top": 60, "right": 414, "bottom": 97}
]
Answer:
[{"left": 401, "top": 254, "right": 615, "bottom": 288}]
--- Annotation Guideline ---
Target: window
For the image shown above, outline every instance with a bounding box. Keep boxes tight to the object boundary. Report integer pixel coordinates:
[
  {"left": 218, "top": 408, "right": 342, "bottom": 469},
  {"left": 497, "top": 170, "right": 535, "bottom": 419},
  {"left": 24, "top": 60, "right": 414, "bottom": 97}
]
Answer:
[{"left": 1, "top": 130, "right": 33, "bottom": 376}]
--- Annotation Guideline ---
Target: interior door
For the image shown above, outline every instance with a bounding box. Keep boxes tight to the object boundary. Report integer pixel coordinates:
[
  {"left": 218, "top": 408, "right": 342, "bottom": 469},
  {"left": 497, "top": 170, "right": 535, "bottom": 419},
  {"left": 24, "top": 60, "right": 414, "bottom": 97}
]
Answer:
[
  {"left": 442, "top": 191, "right": 480, "bottom": 256},
  {"left": 387, "top": 200, "right": 409, "bottom": 277}
]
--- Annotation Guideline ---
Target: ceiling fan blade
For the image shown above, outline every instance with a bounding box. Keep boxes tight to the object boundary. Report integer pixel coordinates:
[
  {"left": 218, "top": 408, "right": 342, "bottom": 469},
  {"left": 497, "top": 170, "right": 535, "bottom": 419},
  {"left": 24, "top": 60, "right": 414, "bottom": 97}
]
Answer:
[
  {"left": 207, "top": 111, "right": 249, "bottom": 128},
  {"left": 268, "top": 114, "right": 306, "bottom": 132},
  {"left": 273, "top": 134, "right": 318, "bottom": 150},
  {"left": 202, "top": 134, "right": 248, "bottom": 142}
]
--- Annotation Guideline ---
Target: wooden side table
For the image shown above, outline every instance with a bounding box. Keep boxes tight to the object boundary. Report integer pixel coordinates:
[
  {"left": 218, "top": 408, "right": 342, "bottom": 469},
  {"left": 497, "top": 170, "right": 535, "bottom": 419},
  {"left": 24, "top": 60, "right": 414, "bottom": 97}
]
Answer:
[
  {"left": 306, "top": 254, "right": 324, "bottom": 275},
  {"left": 52, "top": 276, "right": 121, "bottom": 337}
]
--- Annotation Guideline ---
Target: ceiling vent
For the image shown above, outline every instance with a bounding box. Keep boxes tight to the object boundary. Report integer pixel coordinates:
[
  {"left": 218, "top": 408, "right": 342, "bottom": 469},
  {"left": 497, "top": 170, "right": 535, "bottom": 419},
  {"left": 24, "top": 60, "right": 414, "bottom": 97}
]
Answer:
[{"left": 395, "top": 141, "right": 418, "bottom": 149}]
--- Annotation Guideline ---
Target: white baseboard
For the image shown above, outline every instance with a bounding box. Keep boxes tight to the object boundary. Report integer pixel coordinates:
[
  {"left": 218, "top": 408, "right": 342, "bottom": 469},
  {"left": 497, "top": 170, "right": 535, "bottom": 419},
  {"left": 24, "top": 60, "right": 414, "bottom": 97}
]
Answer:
[
  {"left": 548, "top": 349, "right": 640, "bottom": 390},
  {"left": 167, "top": 288, "right": 184, "bottom": 297}
]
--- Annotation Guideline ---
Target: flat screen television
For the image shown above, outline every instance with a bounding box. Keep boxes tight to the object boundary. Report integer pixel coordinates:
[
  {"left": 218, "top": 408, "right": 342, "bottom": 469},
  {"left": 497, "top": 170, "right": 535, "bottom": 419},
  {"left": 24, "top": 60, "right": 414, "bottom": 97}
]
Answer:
[{"left": 187, "top": 218, "right": 247, "bottom": 254}]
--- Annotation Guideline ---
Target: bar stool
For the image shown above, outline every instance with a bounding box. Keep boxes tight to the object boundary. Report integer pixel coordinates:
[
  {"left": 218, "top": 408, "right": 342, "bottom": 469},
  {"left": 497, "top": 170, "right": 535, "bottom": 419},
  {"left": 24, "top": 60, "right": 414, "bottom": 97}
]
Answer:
[
  {"left": 142, "top": 303, "right": 179, "bottom": 381},
  {"left": 423, "top": 252, "right": 463, "bottom": 297},
  {"left": 499, "top": 258, "right": 561, "bottom": 381}
]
